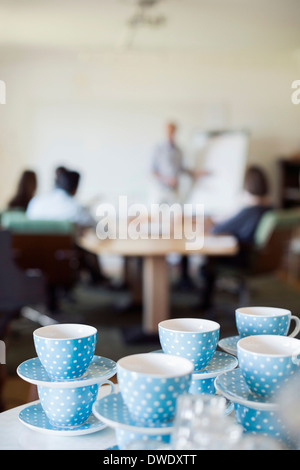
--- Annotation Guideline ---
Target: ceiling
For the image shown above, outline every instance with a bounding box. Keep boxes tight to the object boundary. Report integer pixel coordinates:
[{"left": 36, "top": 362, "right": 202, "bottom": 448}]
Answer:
[{"left": 0, "top": 0, "right": 299, "bottom": 63}]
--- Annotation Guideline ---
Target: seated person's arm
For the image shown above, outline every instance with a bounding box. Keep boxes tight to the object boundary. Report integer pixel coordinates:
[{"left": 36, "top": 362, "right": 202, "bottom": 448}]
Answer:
[{"left": 211, "top": 209, "right": 248, "bottom": 237}]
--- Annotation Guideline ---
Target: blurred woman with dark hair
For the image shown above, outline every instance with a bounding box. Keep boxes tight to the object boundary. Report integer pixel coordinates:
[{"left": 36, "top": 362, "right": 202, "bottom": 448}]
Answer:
[
  {"left": 199, "top": 165, "right": 272, "bottom": 311},
  {"left": 8, "top": 170, "right": 37, "bottom": 211},
  {"left": 211, "top": 165, "right": 271, "bottom": 245},
  {"left": 243, "top": 165, "right": 269, "bottom": 200}
]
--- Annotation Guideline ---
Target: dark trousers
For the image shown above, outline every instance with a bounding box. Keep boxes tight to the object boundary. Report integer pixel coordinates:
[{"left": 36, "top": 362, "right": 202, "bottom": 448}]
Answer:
[
  {"left": 200, "top": 249, "right": 250, "bottom": 309},
  {"left": 76, "top": 246, "right": 105, "bottom": 283}
]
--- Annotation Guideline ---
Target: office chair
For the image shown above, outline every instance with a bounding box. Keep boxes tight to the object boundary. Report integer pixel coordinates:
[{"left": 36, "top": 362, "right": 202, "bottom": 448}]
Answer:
[
  {"left": 0, "top": 229, "right": 48, "bottom": 411},
  {"left": 219, "top": 208, "right": 300, "bottom": 306},
  {"left": 0, "top": 214, "right": 79, "bottom": 314},
  {"left": 0, "top": 229, "right": 47, "bottom": 336}
]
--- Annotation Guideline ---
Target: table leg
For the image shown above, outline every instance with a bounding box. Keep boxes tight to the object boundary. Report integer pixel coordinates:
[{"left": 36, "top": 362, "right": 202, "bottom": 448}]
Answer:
[
  {"left": 143, "top": 255, "right": 169, "bottom": 334},
  {"left": 124, "top": 257, "right": 142, "bottom": 305}
]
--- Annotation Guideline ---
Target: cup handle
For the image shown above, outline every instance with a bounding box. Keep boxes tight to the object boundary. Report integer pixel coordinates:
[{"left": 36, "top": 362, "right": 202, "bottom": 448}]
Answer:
[
  {"left": 98, "top": 379, "right": 116, "bottom": 396},
  {"left": 289, "top": 316, "right": 300, "bottom": 338},
  {"left": 292, "top": 349, "right": 300, "bottom": 366}
]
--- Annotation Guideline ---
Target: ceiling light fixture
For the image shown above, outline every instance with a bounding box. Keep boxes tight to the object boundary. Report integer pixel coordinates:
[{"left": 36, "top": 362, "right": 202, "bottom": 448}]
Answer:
[
  {"left": 127, "top": 0, "right": 167, "bottom": 29},
  {"left": 117, "top": 0, "right": 167, "bottom": 50}
]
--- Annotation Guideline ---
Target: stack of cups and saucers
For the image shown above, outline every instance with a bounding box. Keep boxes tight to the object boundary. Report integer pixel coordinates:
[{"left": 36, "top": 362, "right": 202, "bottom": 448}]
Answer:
[
  {"left": 17, "top": 324, "right": 117, "bottom": 436},
  {"left": 216, "top": 307, "right": 300, "bottom": 449},
  {"left": 92, "top": 317, "right": 239, "bottom": 450}
]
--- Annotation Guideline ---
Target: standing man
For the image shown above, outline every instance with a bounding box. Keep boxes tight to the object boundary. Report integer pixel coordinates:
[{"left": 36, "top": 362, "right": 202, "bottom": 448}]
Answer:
[
  {"left": 151, "top": 122, "right": 198, "bottom": 288},
  {"left": 152, "top": 122, "right": 194, "bottom": 204}
]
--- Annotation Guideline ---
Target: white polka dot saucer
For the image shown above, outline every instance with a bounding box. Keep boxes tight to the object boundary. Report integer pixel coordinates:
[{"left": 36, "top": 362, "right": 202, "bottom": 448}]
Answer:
[
  {"left": 17, "top": 356, "right": 117, "bottom": 435},
  {"left": 17, "top": 356, "right": 117, "bottom": 388},
  {"left": 92, "top": 392, "right": 174, "bottom": 434},
  {"left": 93, "top": 392, "right": 174, "bottom": 450},
  {"left": 218, "top": 336, "right": 240, "bottom": 356},
  {"left": 215, "top": 368, "right": 293, "bottom": 445},
  {"left": 215, "top": 368, "right": 277, "bottom": 411},
  {"left": 18, "top": 402, "right": 106, "bottom": 436},
  {"left": 152, "top": 349, "right": 238, "bottom": 378}
]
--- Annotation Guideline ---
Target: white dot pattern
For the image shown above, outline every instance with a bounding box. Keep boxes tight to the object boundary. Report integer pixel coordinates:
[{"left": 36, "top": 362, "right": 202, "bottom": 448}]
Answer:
[
  {"left": 214, "top": 368, "right": 275, "bottom": 409},
  {"left": 117, "top": 369, "right": 192, "bottom": 425},
  {"left": 237, "top": 347, "right": 297, "bottom": 398},
  {"left": 19, "top": 402, "right": 105, "bottom": 435},
  {"left": 234, "top": 403, "right": 291, "bottom": 445},
  {"left": 92, "top": 392, "right": 174, "bottom": 430},
  {"left": 189, "top": 351, "right": 238, "bottom": 394},
  {"left": 17, "top": 356, "right": 116, "bottom": 388},
  {"left": 236, "top": 313, "right": 289, "bottom": 338},
  {"left": 158, "top": 327, "right": 219, "bottom": 371},
  {"left": 189, "top": 377, "right": 215, "bottom": 394},
  {"left": 34, "top": 333, "right": 97, "bottom": 381},
  {"left": 218, "top": 336, "right": 239, "bottom": 356},
  {"left": 37, "top": 384, "right": 98, "bottom": 427},
  {"left": 192, "top": 351, "right": 238, "bottom": 377}
]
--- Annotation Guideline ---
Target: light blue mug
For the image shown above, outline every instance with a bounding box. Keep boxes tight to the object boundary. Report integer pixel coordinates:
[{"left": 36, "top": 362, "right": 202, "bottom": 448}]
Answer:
[
  {"left": 33, "top": 324, "right": 97, "bottom": 381},
  {"left": 38, "top": 380, "right": 115, "bottom": 428},
  {"left": 236, "top": 307, "right": 300, "bottom": 339},
  {"left": 234, "top": 403, "right": 291, "bottom": 445},
  {"left": 237, "top": 335, "right": 300, "bottom": 398},
  {"left": 117, "top": 353, "right": 193, "bottom": 425},
  {"left": 158, "top": 318, "right": 220, "bottom": 371}
]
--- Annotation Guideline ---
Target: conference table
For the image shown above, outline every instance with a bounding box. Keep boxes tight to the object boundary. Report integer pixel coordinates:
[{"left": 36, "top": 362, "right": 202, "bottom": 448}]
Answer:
[{"left": 79, "top": 220, "right": 238, "bottom": 335}]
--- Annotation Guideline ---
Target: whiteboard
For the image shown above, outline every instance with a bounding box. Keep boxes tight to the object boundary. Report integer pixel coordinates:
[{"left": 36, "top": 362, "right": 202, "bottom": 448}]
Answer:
[{"left": 186, "top": 130, "right": 249, "bottom": 218}]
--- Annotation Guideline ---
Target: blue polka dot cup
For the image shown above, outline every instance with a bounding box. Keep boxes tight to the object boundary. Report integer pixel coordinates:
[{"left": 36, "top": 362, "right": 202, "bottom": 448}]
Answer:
[
  {"left": 33, "top": 324, "right": 97, "bottom": 381},
  {"left": 117, "top": 353, "right": 193, "bottom": 425},
  {"left": 236, "top": 307, "right": 300, "bottom": 338},
  {"left": 38, "top": 380, "right": 114, "bottom": 428},
  {"left": 158, "top": 318, "right": 220, "bottom": 371},
  {"left": 234, "top": 403, "right": 291, "bottom": 444},
  {"left": 237, "top": 335, "right": 300, "bottom": 398}
]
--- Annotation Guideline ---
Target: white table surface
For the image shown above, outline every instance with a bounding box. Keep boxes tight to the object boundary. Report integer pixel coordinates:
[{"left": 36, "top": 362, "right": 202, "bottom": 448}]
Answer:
[{"left": 0, "top": 386, "right": 117, "bottom": 450}]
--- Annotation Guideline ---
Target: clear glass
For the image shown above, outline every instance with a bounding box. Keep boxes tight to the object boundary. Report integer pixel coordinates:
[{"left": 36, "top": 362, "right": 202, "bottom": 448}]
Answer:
[
  {"left": 276, "top": 372, "right": 300, "bottom": 450},
  {"left": 171, "top": 394, "right": 243, "bottom": 450}
]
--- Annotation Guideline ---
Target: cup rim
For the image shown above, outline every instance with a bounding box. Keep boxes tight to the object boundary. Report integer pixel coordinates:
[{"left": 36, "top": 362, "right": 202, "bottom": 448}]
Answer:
[
  {"left": 33, "top": 323, "right": 97, "bottom": 341},
  {"left": 158, "top": 318, "right": 220, "bottom": 333},
  {"left": 237, "top": 335, "right": 300, "bottom": 357},
  {"left": 117, "top": 353, "right": 194, "bottom": 378},
  {"left": 236, "top": 306, "right": 291, "bottom": 318}
]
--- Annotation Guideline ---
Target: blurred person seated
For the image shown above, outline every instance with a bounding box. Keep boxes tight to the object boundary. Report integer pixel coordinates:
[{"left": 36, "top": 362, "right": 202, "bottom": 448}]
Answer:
[
  {"left": 27, "top": 167, "right": 110, "bottom": 286},
  {"left": 7, "top": 170, "right": 37, "bottom": 212},
  {"left": 199, "top": 165, "right": 273, "bottom": 311},
  {"left": 27, "top": 167, "right": 94, "bottom": 228}
]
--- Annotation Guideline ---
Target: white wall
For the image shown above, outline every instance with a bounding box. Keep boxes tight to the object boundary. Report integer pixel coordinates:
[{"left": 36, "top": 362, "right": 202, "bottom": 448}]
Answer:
[{"left": 1, "top": 51, "right": 300, "bottom": 210}]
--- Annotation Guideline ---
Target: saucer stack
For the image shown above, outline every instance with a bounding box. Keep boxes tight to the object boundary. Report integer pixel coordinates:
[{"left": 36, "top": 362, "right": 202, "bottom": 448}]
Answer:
[
  {"left": 93, "top": 387, "right": 174, "bottom": 450},
  {"left": 218, "top": 307, "right": 300, "bottom": 357},
  {"left": 215, "top": 368, "right": 293, "bottom": 447},
  {"left": 17, "top": 324, "right": 117, "bottom": 436},
  {"left": 216, "top": 307, "right": 300, "bottom": 448},
  {"left": 92, "top": 317, "right": 237, "bottom": 449}
]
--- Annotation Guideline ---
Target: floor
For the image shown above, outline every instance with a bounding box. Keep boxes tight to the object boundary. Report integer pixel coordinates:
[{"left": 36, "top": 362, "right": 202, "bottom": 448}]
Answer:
[{"left": 1, "top": 268, "right": 300, "bottom": 412}]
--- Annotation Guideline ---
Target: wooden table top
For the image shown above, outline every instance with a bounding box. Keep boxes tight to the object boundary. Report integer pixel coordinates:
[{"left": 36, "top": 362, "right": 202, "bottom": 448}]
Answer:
[{"left": 79, "top": 229, "right": 239, "bottom": 257}]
